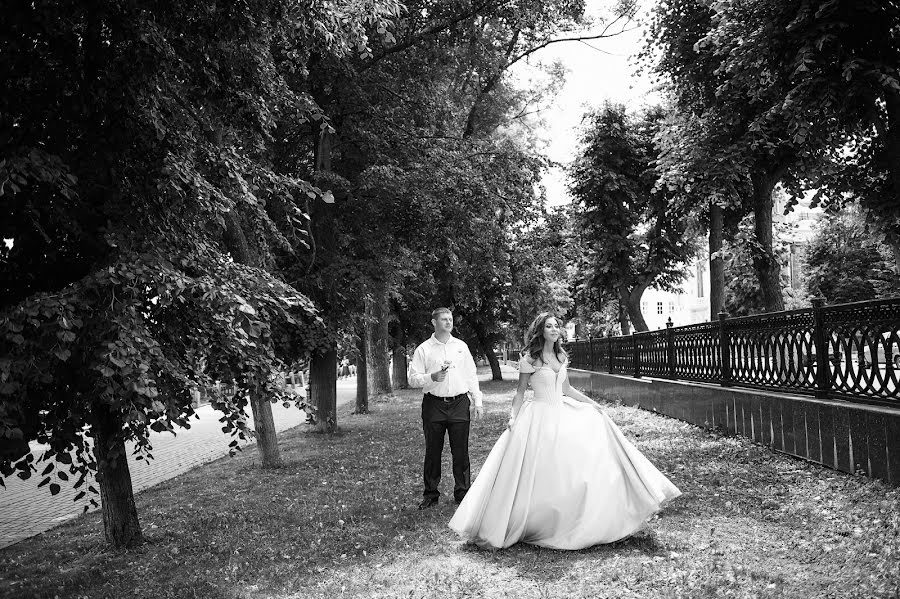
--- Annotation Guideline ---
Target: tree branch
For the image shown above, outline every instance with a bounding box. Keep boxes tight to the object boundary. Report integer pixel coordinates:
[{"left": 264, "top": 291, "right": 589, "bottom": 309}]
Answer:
[
  {"left": 462, "top": 14, "right": 637, "bottom": 137},
  {"left": 512, "top": 107, "right": 548, "bottom": 121},
  {"left": 361, "top": 0, "right": 508, "bottom": 71}
]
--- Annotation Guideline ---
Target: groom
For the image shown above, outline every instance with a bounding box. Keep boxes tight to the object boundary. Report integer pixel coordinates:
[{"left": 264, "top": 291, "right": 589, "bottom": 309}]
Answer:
[{"left": 409, "top": 307, "right": 484, "bottom": 510}]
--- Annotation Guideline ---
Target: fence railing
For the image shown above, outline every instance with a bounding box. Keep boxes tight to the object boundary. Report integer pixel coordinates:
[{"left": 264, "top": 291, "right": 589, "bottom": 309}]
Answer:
[{"left": 568, "top": 297, "right": 900, "bottom": 408}]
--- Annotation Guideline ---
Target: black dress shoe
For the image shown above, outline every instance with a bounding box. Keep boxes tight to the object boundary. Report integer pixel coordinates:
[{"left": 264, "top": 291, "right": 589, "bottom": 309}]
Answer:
[{"left": 418, "top": 497, "right": 439, "bottom": 510}]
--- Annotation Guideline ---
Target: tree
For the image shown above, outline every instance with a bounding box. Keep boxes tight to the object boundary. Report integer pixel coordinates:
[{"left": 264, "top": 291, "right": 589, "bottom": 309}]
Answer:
[
  {"left": 290, "top": 0, "right": 625, "bottom": 388},
  {"left": 508, "top": 207, "right": 575, "bottom": 342},
  {"left": 680, "top": 0, "right": 900, "bottom": 310},
  {"left": 653, "top": 110, "right": 751, "bottom": 319},
  {"left": 645, "top": 0, "right": 746, "bottom": 318},
  {"left": 646, "top": 0, "right": 877, "bottom": 313},
  {"left": 700, "top": 0, "right": 900, "bottom": 272},
  {"left": 0, "top": 0, "right": 388, "bottom": 548},
  {"left": 372, "top": 134, "right": 547, "bottom": 381},
  {"left": 804, "top": 210, "right": 897, "bottom": 305},
  {"left": 569, "top": 104, "right": 698, "bottom": 333},
  {"left": 720, "top": 215, "right": 795, "bottom": 316}
]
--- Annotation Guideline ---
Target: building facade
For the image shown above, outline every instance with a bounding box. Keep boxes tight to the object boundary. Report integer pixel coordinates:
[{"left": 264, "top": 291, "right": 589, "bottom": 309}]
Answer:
[
  {"left": 639, "top": 258, "right": 711, "bottom": 330},
  {"left": 637, "top": 191, "right": 823, "bottom": 331},
  {"left": 775, "top": 191, "right": 823, "bottom": 290}
]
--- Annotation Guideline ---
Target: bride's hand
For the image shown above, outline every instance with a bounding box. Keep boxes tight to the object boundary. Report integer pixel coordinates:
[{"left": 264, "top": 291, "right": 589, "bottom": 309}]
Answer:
[{"left": 507, "top": 410, "right": 519, "bottom": 429}]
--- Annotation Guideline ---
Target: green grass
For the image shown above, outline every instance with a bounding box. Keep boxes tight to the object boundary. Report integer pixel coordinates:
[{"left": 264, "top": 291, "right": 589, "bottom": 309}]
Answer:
[{"left": 1, "top": 371, "right": 898, "bottom": 598}]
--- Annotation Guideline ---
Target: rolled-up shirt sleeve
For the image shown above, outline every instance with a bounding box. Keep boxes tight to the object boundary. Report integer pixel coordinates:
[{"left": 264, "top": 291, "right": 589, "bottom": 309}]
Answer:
[
  {"left": 463, "top": 345, "right": 483, "bottom": 407},
  {"left": 408, "top": 344, "right": 433, "bottom": 391}
]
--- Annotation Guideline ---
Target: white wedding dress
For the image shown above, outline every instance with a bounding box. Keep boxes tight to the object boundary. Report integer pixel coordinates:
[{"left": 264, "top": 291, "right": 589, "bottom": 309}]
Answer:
[{"left": 448, "top": 356, "right": 681, "bottom": 550}]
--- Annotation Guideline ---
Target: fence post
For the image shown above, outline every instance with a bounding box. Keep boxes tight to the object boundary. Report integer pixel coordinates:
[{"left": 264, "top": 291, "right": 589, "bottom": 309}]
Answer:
[
  {"left": 666, "top": 317, "right": 676, "bottom": 379},
  {"left": 633, "top": 332, "right": 641, "bottom": 378},
  {"left": 608, "top": 334, "right": 615, "bottom": 374},
  {"left": 587, "top": 337, "right": 594, "bottom": 370},
  {"left": 812, "top": 297, "right": 832, "bottom": 398},
  {"left": 718, "top": 311, "right": 732, "bottom": 387}
]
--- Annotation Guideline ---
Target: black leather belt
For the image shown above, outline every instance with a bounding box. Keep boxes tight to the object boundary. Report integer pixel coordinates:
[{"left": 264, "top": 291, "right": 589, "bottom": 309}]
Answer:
[{"left": 424, "top": 392, "right": 467, "bottom": 402}]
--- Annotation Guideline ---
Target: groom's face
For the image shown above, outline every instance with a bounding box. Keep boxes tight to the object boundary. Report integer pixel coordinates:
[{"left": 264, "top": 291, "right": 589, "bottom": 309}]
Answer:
[{"left": 432, "top": 312, "right": 453, "bottom": 334}]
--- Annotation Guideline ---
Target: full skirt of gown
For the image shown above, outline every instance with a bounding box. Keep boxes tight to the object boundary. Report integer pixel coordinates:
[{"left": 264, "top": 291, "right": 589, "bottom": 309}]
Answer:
[{"left": 448, "top": 362, "right": 681, "bottom": 550}]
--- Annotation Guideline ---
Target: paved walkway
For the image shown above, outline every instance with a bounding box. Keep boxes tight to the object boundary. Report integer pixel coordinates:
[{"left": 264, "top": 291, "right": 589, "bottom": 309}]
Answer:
[{"left": 0, "top": 377, "right": 359, "bottom": 549}]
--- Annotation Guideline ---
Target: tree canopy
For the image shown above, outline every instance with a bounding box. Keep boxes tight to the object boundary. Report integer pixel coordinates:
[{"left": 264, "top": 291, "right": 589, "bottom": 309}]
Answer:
[
  {"left": 568, "top": 103, "right": 697, "bottom": 333},
  {"left": 644, "top": 0, "right": 900, "bottom": 315},
  {"left": 803, "top": 210, "right": 897, "bottom": 305},
  {"left": 0, "top": 0, "right": 399, "bottom": 547}
]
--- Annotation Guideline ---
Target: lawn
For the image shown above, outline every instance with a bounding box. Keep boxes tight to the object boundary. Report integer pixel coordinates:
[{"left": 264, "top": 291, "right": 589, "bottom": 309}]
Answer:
[{"left": 1, "top": 369, "right": 898, "bottom": 599}]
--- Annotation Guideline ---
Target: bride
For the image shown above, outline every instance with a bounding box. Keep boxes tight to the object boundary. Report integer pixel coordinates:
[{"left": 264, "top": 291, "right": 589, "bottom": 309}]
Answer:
[{"left": 448, "top": 312, "right": 681, "bottom": 550}]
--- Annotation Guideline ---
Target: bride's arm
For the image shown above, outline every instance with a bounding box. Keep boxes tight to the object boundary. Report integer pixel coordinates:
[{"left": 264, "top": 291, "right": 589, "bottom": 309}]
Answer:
[
  {"left": 562, "top": 372, "right": 600, "bottom": 408},
  {"left": 509, "top": 371, "right": 531, "bottom": 425}
]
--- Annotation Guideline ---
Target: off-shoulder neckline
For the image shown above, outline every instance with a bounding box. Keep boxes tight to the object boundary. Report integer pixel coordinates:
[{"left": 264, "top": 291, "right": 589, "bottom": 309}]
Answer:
[{"left": 523, "top": 355, "right": 567, "bottom": 375}]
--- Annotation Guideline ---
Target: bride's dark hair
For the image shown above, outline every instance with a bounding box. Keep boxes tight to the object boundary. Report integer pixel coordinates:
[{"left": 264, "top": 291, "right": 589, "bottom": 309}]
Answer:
[{"left": 522, "top": 312, "right": 567, "bottom": 364}]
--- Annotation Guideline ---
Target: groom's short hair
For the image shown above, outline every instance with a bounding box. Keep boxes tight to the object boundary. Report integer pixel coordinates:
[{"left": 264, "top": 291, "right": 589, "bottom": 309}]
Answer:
[{"left": 432, "top": 307, "right": 452, "bottom": 319}]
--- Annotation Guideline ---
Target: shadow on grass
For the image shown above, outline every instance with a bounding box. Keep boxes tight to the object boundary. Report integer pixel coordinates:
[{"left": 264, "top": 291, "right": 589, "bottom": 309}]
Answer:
[{"left": 449, "top": 528, "right": 670, "bottom": 586}]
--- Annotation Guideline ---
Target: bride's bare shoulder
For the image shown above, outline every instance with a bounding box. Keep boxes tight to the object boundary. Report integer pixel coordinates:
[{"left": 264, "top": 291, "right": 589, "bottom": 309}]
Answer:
[{"left": 519, "top": 354, "right": 538, "bottom": 372}]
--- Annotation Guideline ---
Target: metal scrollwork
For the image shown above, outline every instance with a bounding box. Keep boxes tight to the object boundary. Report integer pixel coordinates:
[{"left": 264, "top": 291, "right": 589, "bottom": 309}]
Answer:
[{"left": 567, "top": 297, "right": 900, "bottom": 407}]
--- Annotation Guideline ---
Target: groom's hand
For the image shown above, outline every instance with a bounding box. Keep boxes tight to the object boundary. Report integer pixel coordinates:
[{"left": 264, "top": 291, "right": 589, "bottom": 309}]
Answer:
[
  {"left": 430, "top": 369, "right": 448, "bottom": 382},
  {"left": 472, "top": 405, "right": 484, "bottom": 420}
]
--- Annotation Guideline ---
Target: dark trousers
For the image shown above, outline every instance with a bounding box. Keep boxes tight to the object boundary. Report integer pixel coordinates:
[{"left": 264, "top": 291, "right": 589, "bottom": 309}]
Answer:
[{"left": 421, "top": 393, "right": 471, "bottom": 502}]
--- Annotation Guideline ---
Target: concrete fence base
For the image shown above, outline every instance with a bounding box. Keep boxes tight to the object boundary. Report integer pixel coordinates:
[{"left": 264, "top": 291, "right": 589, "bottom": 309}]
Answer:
[{"left": 567, "top": 368, "right": 900, "bottom": 487}]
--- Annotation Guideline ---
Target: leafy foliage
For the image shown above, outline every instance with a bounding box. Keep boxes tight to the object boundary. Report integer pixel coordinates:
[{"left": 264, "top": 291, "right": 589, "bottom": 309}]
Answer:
[
  {"left": 507, "top": 208, "right": 576, "bottom": 345},
  {"left": 704, "top": 0, "right": 900, "bottom": 257},
  {"left": 0, "top": 0, "right": 399, "bottom": 523},
  {"left": 569, "top": 103, "right": 698, "bottom": 332},
  {"left": 646, "top": 0, "right": 900, "bottom": 312},
  {"left": 720, "top": 217, "right": 795, "bottom": 317},
  {"left": 288, "top": 0, "right": 606, "bottom": 370},
  {"left": 803, "top": 210, "right": 898, "bottom": 305}
]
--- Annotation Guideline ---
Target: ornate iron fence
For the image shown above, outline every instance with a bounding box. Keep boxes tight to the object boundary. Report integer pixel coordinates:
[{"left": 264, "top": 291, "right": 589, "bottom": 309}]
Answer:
[{"left": 567, "top": 297, "right": 900, "bottom": 407}]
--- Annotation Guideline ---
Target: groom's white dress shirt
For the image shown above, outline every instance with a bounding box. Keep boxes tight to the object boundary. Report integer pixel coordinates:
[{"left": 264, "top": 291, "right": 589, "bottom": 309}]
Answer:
[{"left": 409, "top": 334, "right": 483, "bottom": 407}]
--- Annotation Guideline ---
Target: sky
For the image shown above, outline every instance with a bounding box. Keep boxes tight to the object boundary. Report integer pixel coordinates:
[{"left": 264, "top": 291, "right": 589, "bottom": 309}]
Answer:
[{"left": 511, "top": 1, "right": 659, "bottom": 207}]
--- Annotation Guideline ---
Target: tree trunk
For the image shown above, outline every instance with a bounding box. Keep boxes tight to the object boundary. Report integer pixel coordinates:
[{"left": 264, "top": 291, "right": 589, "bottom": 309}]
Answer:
[
  {"left": 365, "top": 284, "right": 392, "bottom": 395},
  {"left": 222, "top": 210, "right": 281, "bottom": 461},
  {"left": 481, "top": 339, "right": 502, "bottom": 380},
  {"left": 315, "top": 129, "right": 333, "bottom": 172},
  {"left": 884, "top": 93, "right": 900, "bottom": 209},
  {"left": 355, "top": 328, "right": 369, "bottom": 415},
  {"left": 310, "top": 346, "right": 338, "bottom": 433},
  {"left": 621, "top": 285, "right": 649, "bottom": 332},
  {"left": 750, "top": 169, "right": 785, "bottom": 312},
  {"left": 709, "top": 202, "right": 725, "bottom": 318},
  {"left": 248, "top": 386, "right": 281, "bottom": 468},
  {"left": 887, "top": 238, "right": 900, "bottom": 276},
  {"left": 470, "top": 321, "right": 502, "bottom": 381},
  {"left": 391, "top": 345, "right": 409, "bottom": 390},
  {"left": 882, "top": 93, "right": 900, "bottom": 275},
  {"left": 390, "top": 319, "right": 409, "bottom": 390},
  {"left": 92, "top": 402, "right": 143, "bottom": 549}
]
